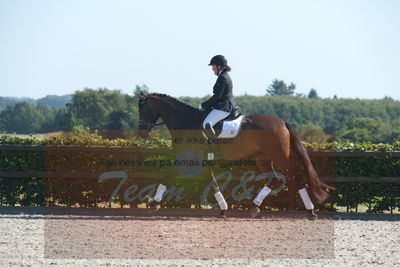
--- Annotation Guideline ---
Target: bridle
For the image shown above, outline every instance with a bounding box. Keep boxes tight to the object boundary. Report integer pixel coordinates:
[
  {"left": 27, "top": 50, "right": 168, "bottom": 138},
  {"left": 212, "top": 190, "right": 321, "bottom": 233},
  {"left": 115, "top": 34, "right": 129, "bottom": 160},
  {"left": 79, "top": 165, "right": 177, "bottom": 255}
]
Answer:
[{"left": 138, "top": 97, "right": 165, "bottom": 130}]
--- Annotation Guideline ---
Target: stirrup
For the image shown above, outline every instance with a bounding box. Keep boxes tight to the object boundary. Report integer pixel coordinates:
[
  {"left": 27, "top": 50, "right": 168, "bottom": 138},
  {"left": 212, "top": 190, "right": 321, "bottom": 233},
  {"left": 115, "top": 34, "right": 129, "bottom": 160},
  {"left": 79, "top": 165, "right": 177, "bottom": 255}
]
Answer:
[{"left": 206, "top": 143, "right": 219, "bottom": 160}]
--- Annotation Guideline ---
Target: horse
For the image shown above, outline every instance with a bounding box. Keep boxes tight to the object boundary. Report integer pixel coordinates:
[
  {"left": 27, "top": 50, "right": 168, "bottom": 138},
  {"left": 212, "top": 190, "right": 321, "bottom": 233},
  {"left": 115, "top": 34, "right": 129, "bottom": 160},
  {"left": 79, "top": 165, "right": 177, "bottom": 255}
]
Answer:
[{"left": 137, "top": 92, "right": 332, "bottom": 219}]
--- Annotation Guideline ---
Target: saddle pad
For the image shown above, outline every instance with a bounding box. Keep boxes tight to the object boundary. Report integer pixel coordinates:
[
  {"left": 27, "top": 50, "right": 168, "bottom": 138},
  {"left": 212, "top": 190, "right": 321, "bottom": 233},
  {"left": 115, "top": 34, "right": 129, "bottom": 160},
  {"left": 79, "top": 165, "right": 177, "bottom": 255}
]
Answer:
[{"left": 217, "top": 115, "right": 245, "bottom": 139}]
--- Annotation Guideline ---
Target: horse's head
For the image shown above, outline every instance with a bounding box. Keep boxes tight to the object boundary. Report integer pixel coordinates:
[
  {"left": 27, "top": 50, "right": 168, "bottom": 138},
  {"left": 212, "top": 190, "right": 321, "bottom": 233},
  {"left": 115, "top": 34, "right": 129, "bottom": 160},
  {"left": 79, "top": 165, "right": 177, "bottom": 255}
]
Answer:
[
  {"left": 137, "top": 92, "right": 160, "bottom": 138},
  {"left": 137, "top": 92, "right": 203, "bottom": 136}
]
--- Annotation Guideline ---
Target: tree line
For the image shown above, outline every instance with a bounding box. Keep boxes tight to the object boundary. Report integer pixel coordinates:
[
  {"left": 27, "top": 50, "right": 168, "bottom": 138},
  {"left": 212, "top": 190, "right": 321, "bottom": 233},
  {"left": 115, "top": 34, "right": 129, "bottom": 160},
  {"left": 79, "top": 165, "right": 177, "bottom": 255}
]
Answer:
[
  {"left": 0, "top": 95, "right": 72, "bottom": 110},
  {"left": 1, "top": 83, "right": 399, "bottom": 143}
]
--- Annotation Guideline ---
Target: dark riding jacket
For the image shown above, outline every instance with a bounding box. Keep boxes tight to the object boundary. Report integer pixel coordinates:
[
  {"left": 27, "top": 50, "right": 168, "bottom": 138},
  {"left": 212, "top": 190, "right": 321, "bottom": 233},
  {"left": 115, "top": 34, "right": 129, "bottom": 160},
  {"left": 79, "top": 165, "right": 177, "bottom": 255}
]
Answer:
[{"left": 201, "top": 70, "right": 237, "bottom": 112}]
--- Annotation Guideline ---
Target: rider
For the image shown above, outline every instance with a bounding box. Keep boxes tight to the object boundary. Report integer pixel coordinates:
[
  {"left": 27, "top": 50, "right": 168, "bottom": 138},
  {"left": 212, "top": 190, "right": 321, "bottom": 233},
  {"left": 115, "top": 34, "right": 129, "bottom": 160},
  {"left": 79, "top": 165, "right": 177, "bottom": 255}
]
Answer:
[{"left": 201, "top": 55, "right": 237, "bottom": 139}]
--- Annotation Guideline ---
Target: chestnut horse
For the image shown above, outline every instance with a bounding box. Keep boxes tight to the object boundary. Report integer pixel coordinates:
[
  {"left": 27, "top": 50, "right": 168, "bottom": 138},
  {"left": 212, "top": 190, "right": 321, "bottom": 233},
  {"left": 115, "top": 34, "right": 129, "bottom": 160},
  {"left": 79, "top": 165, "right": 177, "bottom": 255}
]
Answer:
[{"left": 137, "top": 92, "right": 331, "bottom": 218}]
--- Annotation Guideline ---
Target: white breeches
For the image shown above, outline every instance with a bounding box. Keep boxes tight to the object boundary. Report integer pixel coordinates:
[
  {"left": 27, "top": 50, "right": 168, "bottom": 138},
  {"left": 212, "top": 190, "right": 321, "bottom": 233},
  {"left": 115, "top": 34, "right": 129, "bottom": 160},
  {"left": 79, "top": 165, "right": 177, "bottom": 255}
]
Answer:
[{"left": 203, "top": 109, "right": 230, "bottom": 129}]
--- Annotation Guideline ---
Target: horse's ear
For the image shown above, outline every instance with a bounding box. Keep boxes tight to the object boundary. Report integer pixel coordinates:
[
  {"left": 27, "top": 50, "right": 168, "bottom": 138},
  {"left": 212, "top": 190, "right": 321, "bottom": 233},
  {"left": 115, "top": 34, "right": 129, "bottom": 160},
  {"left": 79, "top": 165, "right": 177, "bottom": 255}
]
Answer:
[{"left": 135, "top": 91, "right": 146, "bottom": 99}]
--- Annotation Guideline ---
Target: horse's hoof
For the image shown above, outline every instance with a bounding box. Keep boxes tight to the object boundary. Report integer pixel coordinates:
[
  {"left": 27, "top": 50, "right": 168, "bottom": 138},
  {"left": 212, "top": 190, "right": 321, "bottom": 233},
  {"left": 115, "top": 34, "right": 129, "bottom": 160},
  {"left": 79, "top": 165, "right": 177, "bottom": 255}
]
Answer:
[
  {"left": 149, "top": 203, "right": 161, "bottom": 212},
  {"left": 307, "top": 209, "right": 318, "bottom": 220},
  {"left": 219, "top": 210, "right": 227, "bottom": 219},
  {"left": 250, "top": 206, "right": 261, "bottom": 218}
]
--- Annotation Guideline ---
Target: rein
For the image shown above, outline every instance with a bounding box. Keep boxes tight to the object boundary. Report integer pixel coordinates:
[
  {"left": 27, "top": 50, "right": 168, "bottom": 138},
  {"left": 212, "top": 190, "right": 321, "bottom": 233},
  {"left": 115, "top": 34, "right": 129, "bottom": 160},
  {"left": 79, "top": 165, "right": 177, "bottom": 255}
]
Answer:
[{"left": 138, "top": 120, "right": 165, "bottom": 129}]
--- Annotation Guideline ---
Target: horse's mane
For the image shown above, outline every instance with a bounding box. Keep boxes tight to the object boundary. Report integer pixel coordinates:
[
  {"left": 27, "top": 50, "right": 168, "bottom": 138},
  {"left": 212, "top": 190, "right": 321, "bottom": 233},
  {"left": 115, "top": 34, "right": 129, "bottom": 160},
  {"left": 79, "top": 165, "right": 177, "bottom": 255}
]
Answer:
[{"left": 149, "top": 93, "right": 198, "bottom": 113}]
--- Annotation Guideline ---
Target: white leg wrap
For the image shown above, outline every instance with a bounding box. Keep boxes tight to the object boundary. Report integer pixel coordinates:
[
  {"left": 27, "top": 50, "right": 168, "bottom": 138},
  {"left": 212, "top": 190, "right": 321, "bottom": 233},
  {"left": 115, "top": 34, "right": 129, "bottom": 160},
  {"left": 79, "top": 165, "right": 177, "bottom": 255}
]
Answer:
[
  {"left": 253, "top": 186, "right": 272, "bottom": 206},
  {"left": 299, "top": 188, "right": 314, "bottom": 210},
  {"left": 154, "top": 184, "right": 167, "bottom": 202},
  {"left": 214, "top": 191, "right": 228, "bottom": 210}
]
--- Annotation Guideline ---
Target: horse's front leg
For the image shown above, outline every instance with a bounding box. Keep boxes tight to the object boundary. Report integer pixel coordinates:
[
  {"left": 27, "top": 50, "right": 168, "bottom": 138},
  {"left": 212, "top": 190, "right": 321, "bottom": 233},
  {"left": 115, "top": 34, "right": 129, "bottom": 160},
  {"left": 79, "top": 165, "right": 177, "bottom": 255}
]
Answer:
[
  {"left": 147, "top": 183, "right": 167, "bottom": 211},
  {"left": 208, "top": 167, "right": 228, "bottom": 218}
]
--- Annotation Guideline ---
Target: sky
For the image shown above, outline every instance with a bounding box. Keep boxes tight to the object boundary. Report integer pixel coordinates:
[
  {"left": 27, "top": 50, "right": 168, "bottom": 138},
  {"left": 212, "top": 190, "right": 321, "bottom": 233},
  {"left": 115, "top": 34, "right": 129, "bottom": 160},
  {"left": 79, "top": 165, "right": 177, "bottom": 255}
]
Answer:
[{"left": 1, "top": 0, "right": 399, "bottom": 100}]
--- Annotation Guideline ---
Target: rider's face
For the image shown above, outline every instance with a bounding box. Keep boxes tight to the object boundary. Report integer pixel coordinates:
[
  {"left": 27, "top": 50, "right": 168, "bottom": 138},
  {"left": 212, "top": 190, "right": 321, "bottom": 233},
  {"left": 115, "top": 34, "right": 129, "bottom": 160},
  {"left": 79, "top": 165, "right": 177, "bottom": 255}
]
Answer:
[{"left": 212, "top": 65, "right": 219, "bottom": 75}]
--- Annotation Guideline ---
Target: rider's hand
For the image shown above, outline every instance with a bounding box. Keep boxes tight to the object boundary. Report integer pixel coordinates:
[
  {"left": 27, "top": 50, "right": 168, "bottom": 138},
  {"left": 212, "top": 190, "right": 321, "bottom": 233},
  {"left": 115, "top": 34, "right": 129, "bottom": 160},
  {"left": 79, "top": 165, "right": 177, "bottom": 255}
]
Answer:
[{"left": 198, "top": 104, "right": 204, "bottom": 111}]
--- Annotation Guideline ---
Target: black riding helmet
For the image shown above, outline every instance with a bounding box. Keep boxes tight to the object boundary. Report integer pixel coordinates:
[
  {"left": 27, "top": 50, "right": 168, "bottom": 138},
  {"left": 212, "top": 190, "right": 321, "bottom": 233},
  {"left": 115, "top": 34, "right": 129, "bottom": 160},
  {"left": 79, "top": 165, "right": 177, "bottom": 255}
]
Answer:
[{"left": 208, "top": 55, "right": 227, "bottom": 66}]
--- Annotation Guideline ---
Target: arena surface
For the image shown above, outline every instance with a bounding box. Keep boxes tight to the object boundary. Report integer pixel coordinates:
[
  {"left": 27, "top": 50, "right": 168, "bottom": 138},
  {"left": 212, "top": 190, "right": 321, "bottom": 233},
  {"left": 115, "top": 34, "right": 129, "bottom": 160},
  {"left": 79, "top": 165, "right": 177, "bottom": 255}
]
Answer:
[{"left": 0, "top": 207, "right": 399, "bottom": 266}]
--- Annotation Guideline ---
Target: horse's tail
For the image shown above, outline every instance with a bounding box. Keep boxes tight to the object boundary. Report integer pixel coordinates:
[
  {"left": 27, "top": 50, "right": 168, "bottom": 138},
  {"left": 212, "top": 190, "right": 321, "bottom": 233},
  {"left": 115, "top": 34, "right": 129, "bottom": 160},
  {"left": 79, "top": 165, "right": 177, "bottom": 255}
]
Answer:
[{"left": 285, "top": 122, "right": 331, "bottom": 203}]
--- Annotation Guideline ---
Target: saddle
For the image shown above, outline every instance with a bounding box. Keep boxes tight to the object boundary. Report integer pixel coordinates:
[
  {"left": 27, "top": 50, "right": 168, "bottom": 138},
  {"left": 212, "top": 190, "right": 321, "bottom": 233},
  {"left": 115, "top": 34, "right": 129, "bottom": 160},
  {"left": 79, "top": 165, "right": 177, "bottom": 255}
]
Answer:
[{"left": 213, "top": 107, "right": 245, "bottom": 139}]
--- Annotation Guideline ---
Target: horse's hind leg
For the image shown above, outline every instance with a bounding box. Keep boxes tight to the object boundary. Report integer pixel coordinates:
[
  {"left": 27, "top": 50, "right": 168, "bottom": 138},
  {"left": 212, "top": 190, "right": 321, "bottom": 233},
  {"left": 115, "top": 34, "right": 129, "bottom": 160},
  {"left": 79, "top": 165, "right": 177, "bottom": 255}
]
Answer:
[
  {"left": 251, "top": 154, "right": 317, "bottom": 219},
  {"left": 287, "top": 153, "right": 318, "bottom": 219},
  {"left": 283, "top": 155, "right": 318, "bottom": 219},
  {"left": 250, "top": 157, "right": 285, "bottom": 218},
  {"left": 298, "top": 187, "right": 317, "bottom": 219},
  {"left": 290, "top": 182, "right": 318, "bottom": 219}
]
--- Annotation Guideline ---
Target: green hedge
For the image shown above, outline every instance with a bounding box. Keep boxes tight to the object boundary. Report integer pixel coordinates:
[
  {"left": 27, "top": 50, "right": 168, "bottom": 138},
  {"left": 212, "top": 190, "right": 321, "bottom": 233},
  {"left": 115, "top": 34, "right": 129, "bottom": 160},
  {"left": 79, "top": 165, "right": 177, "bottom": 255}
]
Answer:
[
  {"left": 1, "top": 132, "right": 399, "bottom": 213},
  {"left": 305, "top": 141, "right": 400, "bottom": 213}
]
